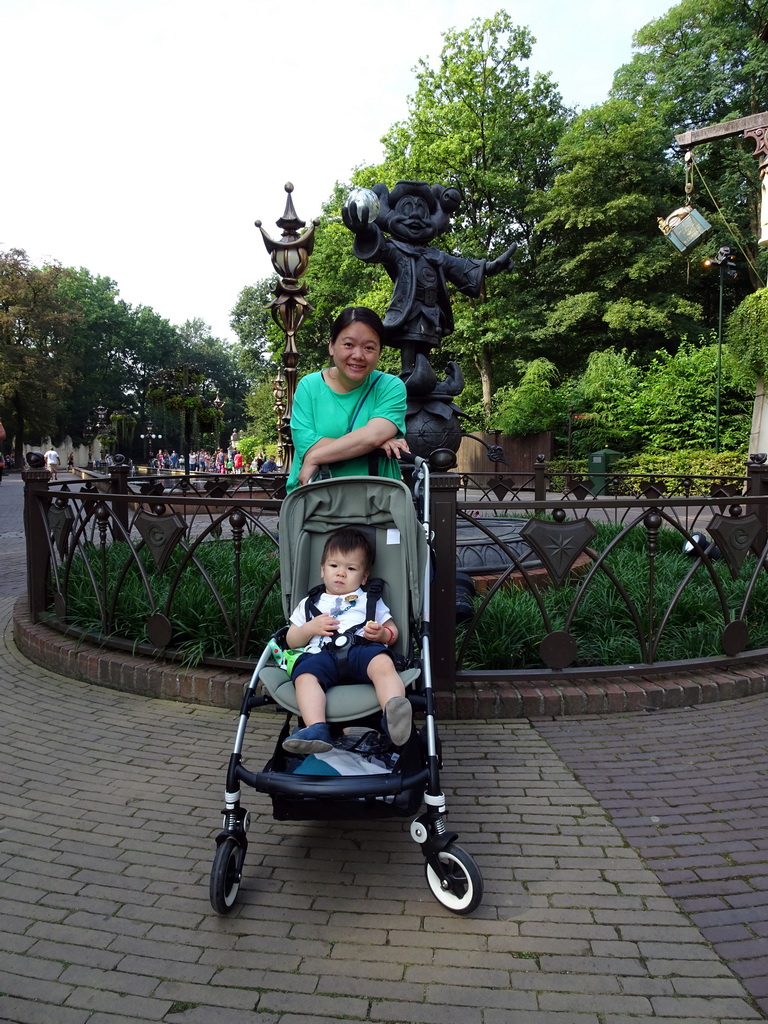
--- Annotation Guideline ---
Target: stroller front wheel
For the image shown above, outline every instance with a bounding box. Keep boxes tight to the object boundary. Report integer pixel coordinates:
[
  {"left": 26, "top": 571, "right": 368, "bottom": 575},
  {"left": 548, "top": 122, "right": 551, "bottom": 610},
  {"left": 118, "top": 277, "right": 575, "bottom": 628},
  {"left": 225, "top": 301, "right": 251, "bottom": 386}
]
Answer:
[
  {"left": 425, "top": 843, "right": 483, "bottom": 915},
  {"left": 210, "top": 837, "right": 245, "bottom": 914}
]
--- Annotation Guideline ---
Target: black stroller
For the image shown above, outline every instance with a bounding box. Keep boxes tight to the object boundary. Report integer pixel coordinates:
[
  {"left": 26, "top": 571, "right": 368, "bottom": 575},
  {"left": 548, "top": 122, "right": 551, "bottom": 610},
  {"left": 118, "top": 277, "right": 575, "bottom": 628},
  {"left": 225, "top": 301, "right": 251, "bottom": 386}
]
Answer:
[{"left": 209, "top": 456, "right": 483, "bottom": 915}]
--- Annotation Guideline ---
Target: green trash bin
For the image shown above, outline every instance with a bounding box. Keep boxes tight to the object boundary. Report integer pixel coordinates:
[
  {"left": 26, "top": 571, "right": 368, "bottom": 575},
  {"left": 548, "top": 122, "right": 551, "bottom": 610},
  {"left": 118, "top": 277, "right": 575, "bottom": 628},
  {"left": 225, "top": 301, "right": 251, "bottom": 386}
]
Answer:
[{"left": 588, "top": 448, "right": 622, "bottom": 496}]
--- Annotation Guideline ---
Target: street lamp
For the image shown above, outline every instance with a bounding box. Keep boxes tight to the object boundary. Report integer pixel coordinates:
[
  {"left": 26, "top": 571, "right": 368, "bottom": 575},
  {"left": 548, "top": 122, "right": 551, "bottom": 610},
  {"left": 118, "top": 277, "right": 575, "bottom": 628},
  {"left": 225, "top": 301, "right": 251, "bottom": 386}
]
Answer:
[
  {"left": 139, "top": 420, "right": 162, "bottom": 466},
  {"left": 703, "top": 246, "right": 738, "bottom": 453},
  {"left": 83, "top": 417, "right": 94, "bottom": 468},
  {"left": 658, "top": 152, "right": 713, "bottom": 256},
  {"left": 272, "top": 371, "right": 288, "bottom": 467},
  {"left": 212, "top": 393, "right": 224, "bottom": 454},
  {"left": 88, "top": 405, "right": 111, "bottom": 466},
  {"left": 255, "top": 182, "right": 319, "bottom": 473}
]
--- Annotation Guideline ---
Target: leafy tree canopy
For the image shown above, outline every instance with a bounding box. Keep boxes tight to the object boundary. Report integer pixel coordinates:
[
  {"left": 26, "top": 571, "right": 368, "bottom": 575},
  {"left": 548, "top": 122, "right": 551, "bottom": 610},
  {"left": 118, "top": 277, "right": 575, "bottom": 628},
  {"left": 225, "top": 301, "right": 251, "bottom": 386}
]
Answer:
[
  {"left": 371, "top": 10, "right": 571, "bottom": 416},
  {"left": 613, "top": 0, "right": 768, "bottom": 290},
  {"left": 0, "top": 248, "right": 80, "bottom": 458}
]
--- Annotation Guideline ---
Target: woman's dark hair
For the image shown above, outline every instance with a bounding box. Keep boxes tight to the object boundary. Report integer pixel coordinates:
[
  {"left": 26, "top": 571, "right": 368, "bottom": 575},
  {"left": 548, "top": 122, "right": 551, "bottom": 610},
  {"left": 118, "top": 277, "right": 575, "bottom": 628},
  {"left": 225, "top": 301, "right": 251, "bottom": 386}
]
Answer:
[{"left": 329, "top": 306, "right": 386, "bottom": 348}]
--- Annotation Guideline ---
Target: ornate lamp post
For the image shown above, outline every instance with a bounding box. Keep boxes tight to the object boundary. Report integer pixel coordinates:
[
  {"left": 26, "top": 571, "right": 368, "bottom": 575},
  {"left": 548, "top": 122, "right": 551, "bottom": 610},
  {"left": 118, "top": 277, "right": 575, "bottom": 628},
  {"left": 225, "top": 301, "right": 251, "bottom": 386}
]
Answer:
[
  {"left": 272, "top": 371, "right": 287, "bottom": 467},
  {"left": 703, "top": 246, "right": 738, "bottom": 453},
  {"left": 139, "top": 420, "right": 162, "bottom": 466},
  {"left": 255, "top": 182, "right": 318, "bottom": 472},
  {"left": 83, "top": 417, "right": 94, "bottom": 468},
  {"left": 213, "top": 393, "right": 224, "bottom": 453},
  {"left": 93, "top": 405, "right": 109, "bottom": 466}
]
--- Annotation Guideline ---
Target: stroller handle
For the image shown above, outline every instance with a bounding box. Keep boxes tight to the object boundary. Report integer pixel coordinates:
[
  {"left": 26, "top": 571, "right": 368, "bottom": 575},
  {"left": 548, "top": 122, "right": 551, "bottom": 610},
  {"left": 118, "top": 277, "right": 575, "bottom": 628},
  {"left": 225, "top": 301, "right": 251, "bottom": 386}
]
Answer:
[{"left": 371, "top": 447, "right": 457, "bottom": 471}]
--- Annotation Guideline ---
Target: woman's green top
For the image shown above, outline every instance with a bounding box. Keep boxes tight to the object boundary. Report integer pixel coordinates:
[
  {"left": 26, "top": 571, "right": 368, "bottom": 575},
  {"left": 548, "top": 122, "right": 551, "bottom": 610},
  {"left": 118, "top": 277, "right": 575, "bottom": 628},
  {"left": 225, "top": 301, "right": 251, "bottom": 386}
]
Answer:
[{"left": 287, "top": 369, "right": 407, "bottom": 492}]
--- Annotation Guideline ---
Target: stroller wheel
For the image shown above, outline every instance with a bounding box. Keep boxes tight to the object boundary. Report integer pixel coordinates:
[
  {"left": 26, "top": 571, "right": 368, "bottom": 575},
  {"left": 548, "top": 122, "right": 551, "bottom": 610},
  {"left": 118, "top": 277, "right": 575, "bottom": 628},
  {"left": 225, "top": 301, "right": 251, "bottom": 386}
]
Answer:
[
  {"left": 425, "top": 843, "right": 483, "bottom": 915},
  {"left": 210, "top": 837, "right": 244, "bottom": 914}
]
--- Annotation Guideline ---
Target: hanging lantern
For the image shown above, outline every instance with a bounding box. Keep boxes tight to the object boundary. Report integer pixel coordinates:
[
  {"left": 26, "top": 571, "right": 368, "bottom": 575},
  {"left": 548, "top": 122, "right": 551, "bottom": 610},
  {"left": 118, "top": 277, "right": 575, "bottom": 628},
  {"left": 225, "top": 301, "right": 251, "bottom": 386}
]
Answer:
[
  {"left": 658, "top": 205, "right": 713, "bottom": 254},
  {"left": 658, "top": 149, "right": 713, "bottom": 255}
]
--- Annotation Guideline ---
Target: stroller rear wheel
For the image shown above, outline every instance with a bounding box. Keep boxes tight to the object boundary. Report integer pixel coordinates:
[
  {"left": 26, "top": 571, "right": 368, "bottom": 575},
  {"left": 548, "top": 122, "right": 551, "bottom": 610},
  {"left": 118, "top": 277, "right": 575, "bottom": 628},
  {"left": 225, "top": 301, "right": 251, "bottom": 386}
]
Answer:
[
  {"left": 210, "top": 837, "right": 245, "bottom": 914},
  {"left": 425, "top": 843, "right": 483, "bottom": 915}
]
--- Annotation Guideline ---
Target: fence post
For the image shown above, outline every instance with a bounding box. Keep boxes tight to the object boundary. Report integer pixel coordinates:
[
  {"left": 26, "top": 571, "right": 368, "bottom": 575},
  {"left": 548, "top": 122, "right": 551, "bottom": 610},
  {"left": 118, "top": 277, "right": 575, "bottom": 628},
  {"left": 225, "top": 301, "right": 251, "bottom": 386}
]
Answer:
[
  {"left": 22, "top": 466, "right": 51, "bottom": 621},
  {"left": 430, "top": 472, "right": 459, "bottom": 690},
  {"left": 747, "top": 454, "right": 768, "bottom": 553},
  {"left": 109, "top": 463, "right": 131, "bottom": 536},
  {"left": 534, "top": 453, "right": 548, "bottom": 503}
]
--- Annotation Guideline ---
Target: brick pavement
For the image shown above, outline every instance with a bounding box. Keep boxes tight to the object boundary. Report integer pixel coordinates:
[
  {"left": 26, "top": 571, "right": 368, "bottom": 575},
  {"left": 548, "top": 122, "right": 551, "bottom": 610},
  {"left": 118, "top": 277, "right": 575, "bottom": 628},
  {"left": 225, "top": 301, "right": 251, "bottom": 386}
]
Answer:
[
  {"left": 0, "top": 593, "right": 764, "bottom": 1023},
  {"left": 536, "top": 704, "right": 768, "bottom": 1017},
  {"left": 2, "top": 471, "right": 768, "bottom": 1022}
]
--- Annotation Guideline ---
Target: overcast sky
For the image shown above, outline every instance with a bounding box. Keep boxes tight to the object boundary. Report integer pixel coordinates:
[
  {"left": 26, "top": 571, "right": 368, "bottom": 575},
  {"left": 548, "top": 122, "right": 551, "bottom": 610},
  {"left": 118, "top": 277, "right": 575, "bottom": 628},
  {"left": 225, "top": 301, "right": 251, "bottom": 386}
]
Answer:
[{"left": 2, "top": 0, "right": 674, "bottom": 342}]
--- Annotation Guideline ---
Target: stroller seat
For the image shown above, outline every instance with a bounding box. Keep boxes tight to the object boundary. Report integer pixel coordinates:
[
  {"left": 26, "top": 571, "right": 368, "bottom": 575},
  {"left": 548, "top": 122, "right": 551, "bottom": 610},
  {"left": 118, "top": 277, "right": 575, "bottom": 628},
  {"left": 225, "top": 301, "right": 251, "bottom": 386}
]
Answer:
[
  {"left": 259, "top": 664, "right": 421, "bottom": 721},
  {"left": 259, "top": 476, "right": 427, "bottom": 725}
]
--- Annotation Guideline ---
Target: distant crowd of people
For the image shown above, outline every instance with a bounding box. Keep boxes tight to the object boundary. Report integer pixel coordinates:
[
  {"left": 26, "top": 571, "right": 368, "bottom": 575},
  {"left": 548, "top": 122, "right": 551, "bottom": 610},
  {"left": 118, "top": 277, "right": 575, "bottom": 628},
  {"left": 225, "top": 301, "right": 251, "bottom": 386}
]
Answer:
[
  {"left": 0, "top": 444, "right": 281, "bottom": 482},
  {"left": 150, "top": 448, "right": 279, "bottom": 474}
]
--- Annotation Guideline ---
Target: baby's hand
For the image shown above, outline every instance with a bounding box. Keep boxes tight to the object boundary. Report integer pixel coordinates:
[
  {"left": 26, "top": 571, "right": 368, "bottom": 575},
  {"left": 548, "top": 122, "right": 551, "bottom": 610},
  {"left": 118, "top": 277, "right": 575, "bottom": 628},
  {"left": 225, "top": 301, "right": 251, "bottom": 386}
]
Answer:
[
  {"left": 312, "top": 614, "right": 339, "bottom": 637},
  {"left": 364, "top": 620, "right": 383, "bottom": 642}
]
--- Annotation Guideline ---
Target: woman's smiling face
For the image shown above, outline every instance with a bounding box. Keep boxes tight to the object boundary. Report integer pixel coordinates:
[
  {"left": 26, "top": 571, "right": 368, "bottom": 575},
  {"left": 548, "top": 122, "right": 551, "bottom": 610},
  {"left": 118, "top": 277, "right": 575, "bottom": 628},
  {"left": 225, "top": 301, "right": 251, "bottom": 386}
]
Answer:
[{"left": 328, "top": 320, "right": 381, "bottom": 390}]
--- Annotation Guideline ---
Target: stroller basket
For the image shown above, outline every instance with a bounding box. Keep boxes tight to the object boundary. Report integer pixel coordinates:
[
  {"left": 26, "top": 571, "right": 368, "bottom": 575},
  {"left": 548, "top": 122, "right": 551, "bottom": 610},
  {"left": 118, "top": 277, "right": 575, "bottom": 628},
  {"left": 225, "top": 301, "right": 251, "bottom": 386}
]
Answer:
[{"left": 238, "top": 713, "right": 430, "bottom": 821}]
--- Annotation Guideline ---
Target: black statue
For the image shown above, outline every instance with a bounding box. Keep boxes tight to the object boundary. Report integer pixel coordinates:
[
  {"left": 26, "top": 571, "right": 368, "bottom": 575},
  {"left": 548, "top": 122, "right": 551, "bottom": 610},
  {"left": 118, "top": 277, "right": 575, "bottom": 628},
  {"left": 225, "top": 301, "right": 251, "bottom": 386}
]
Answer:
[{"left": 342, "top": 180, "right": 516, "bottom": 458}]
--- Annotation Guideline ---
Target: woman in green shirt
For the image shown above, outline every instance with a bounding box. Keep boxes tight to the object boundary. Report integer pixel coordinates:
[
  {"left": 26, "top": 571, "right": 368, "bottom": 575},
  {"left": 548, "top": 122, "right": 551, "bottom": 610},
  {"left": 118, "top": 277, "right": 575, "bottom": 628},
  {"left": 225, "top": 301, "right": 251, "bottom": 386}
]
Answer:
[{"left": 287, "top": 308, "right": 408, "bottom": 491}]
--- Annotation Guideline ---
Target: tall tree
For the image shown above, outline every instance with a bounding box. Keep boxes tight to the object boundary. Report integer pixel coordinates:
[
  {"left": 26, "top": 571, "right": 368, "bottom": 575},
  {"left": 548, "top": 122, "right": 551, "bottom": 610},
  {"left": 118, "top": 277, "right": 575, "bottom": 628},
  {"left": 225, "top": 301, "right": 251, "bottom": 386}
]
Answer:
[
  {"left": 178, "top": 318, "right": 251, "bottom": 439},
  {"left": 55, "top": 268, "right": 136, "bottom": 444},
  {"left": 230, "top": 278, "right": 282, "bottom": 368},
  {"left": 534, "top": 97, "right": 707, "bottom": 367},
  {"left": 125, "top": 305, "right": 182, "bottom": 405},
  {"left": 611, "top": 0, "right": 768, "bottom": 449},
  {"left": 613, "top": 0, "right": 768, "bottom": 290},
  {"left": 0, "top": 249, "right": 80, "bottom": 461},
  {"left": 368, "top": 10, "right": 571, "bottom": 422}
]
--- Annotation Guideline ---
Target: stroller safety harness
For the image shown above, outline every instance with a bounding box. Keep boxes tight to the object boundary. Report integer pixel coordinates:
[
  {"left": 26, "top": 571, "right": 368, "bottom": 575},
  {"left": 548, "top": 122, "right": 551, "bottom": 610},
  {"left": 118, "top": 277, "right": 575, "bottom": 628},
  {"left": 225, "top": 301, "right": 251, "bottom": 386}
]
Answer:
[
  {"left": 209, "top": 457, "right": 484, "bottom": 916},
  {"left": 301, "top": 577, "right": 396, "bottom": 681}
]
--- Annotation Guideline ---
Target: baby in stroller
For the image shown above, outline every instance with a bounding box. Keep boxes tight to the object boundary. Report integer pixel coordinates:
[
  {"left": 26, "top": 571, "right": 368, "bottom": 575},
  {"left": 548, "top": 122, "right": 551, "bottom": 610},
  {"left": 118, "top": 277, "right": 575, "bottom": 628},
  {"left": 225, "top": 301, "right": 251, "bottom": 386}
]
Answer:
[{"left": 282, "top": 527, "right": 412, "bottom": 755}]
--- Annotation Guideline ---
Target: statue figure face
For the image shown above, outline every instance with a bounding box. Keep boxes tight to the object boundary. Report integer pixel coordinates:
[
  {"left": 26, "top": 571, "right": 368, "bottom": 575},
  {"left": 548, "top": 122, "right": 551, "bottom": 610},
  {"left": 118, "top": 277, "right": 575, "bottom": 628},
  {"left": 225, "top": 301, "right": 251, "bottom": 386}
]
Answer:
[{"left": 389, "top": 194, "right": 437, "bottom": 243}]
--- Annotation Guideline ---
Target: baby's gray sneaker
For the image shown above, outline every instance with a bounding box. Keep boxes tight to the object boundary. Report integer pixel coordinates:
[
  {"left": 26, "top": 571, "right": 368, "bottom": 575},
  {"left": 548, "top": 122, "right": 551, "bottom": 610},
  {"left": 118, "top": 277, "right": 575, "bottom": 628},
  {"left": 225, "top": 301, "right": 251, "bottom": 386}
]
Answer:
[{"left": 384, "top": 696, "right": 412, "bottom": 747}]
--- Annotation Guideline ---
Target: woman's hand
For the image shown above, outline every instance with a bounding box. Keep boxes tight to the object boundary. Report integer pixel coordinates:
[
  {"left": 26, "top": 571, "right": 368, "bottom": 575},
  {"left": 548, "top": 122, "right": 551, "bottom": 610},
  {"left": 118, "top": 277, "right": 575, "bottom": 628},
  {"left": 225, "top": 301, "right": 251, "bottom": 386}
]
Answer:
[
  {"left": 298, "top": 459, "right": 320, "bottom": 486},
  {"left": 380, "top": 436, "right": 409, "bottom": 460}
]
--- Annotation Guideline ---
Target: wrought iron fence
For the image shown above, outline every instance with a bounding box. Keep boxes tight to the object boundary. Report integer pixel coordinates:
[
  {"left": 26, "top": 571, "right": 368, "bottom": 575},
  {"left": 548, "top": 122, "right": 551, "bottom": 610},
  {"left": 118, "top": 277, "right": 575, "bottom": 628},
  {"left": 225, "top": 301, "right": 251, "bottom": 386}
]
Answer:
[{"left": 20, "top": 457, "right": 768, "bottom": 691}]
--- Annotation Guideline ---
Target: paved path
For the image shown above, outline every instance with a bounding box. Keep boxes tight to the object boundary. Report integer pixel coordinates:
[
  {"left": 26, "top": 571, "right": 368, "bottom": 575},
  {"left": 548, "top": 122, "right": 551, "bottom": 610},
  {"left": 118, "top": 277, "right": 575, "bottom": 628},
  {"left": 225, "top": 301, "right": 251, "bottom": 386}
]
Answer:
[{"left": 1, "top": 473, "right": 768, "bottom": 1022}]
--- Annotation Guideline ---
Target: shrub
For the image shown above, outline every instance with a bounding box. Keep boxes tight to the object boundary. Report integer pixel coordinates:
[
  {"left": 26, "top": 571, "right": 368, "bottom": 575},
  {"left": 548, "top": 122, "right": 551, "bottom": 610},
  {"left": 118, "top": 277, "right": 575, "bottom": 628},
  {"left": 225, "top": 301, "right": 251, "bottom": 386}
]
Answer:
[
  {"left": 63, "top": 533, "right": 285, "bottom": 665},
  {"left": 459, "top": 521, "right": 768, "bottom": 669}
]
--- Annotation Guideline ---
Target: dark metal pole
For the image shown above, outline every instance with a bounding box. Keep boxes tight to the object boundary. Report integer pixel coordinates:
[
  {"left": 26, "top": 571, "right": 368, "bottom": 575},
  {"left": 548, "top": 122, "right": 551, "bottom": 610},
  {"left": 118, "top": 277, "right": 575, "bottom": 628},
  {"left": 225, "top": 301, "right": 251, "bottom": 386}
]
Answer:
[
  {"left": 22, "top": 465, "right": 51, "bottom": 621},
  {"left": 716, "top": 263, "right": 724, "bottom": 454},
  {"left": 429, "top": 473, "right": 459, "bottom": 690}
]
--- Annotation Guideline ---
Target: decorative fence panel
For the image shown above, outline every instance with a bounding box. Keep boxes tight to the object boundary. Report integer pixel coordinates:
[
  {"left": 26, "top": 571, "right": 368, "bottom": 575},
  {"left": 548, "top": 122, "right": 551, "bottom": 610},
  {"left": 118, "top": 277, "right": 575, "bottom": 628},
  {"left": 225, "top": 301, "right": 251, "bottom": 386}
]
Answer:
[{"left": 21, "top": 457, "right": 768, "bottom": 691}]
